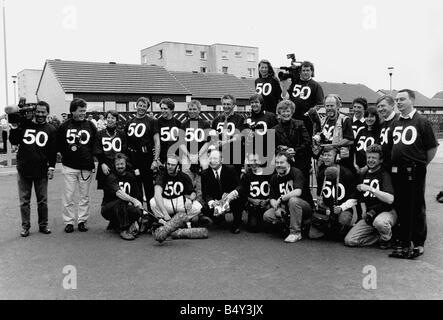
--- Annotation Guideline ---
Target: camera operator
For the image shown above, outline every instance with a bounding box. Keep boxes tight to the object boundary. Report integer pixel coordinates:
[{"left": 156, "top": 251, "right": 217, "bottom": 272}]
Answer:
[
  {"left": 280, "top": 60, "right": 323, "bottom": 137},
  {"left": 57, "top": 98, "right": 98, "bottom": 233},
  {"left": 254, "top": 59, "right": 282, "bottom": 113},
  {"left": 8, "top": 101, "right": 57, "bottom": 237}
]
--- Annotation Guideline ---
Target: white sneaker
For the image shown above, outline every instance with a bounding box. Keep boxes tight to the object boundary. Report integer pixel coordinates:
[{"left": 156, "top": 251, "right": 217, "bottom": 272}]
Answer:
[{"left": 284, "top": 233, "right": 302, "bottom": 243}]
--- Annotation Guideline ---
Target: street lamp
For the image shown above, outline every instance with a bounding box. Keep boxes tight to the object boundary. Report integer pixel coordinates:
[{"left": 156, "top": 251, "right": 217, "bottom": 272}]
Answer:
[
  {"left": 11, "top": 75, "right": 16, "bottom": 104},
  {"left": 388, "top": 66, "right": 394, "bottom": 94}
]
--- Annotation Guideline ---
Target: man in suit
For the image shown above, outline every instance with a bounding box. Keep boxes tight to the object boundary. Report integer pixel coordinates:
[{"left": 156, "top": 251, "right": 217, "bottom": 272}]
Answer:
[{"left": 201, "top": 149, "right": 243, "bottom": 234}]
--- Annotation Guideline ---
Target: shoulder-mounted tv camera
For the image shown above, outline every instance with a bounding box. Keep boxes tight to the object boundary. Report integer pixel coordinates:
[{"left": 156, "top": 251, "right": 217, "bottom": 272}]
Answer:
[
  {"left": 278, "top": 53, "right": 302, "bottom": 81},
  {"left": 4, "top": 98, "right": 36, "bottom": 125}
]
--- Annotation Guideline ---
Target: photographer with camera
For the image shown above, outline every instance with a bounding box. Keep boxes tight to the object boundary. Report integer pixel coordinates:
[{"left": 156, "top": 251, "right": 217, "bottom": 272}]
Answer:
[
  {"left": 344, "top": 144, "right": 396, "bottom": 248},
  {"left": 279, "top": 58, "right": 323, "bottom": 137},
  {"left": 180, "top": 100, "right": 211, "bottom": 203},
  {"left": 311, "top": 146, "right": 357, "bottom": 240},
  {"left": 7, "top": 101, "right": 57, "bottom": 237},
  {"left": 57, "top": 98, "right": 98, "bottom": 233},
  {"left": 254, "top": 59, "right": 282, "bottom": 113}
]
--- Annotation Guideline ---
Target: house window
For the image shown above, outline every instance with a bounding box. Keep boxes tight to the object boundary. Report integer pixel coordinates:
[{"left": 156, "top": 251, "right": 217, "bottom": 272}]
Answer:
[
  {"left": 158, "top": 49, "right": 163, "bottom": 59},
  {"left": 247, "top": 52, "right": 255, "bottom": 62},
  {"left": 248, "top": 68, "right": 255, "bottom": 78},
  {"left": 186, "top": 49, "right": 193, "bottom": 55},
  {"left": 116, "top": 103, "right": 127, "bottom": 112},
  {"left": 222, "top": 66, "right": 228, "bottom": 73},
  {"left": 200, "top": 51, "right": 207, "bottom": 60},
  {"left": 222, "top": 50, "right": 228, "bottom": 59},
  {"left": 200, "top": 67, "right": 207, "bottom": 73},
  {"left": 235, "top": 51, "right": 242, "bottom": 58},
  {"left": 142, "top": 55, "right": 148, "bottom": 64}
]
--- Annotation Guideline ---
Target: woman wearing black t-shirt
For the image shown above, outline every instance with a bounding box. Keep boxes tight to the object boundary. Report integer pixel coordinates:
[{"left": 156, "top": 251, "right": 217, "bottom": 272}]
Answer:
[{"left": 254, "top": 59, "right": 282, "bottom": 114}]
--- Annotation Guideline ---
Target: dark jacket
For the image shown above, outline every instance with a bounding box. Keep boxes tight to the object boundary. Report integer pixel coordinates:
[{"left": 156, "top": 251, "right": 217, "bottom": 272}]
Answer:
[{"left": 201, "top": 165, "right": 240, "bottom": 204}]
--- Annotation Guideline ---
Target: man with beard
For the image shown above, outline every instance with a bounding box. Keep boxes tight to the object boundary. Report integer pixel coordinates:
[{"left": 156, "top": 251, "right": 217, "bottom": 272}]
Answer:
[
  {"left": 209, "top": 95, "right": 245, "bottom": 176},
  {"left": 94, "top": 110, "right": 127, "bottom": 190},
  {"left": 344, "top": 144, "right": 396, "bottom": 248},
  {"left": 227, "top": 153, "right": 273, "bottom": 232},
  {"left": 281, "top": 61, "right": 323, "bottom": 137},
  {"left": 388, "top": 89, "right": 438, "bottom": 259},
  {"left": 201, "top": 149, "right": 243, "bottom": 234},
  {"left": 352, "top": 97, "right": 368, "bottom": 138},
  {"left": 263, "top": 152, "right": 312, "bottom": 243},
  {"left": 9, "top": 101, "right": 57, "bottom": 237},
  {"left": 243, "top": 94, "right": 278, "bottom": 166},
  {"left": 311, "top": 146, "right": 357, "bottom": 240},
  {"left": 158, "top": 98, "right": 182, "bottom": 164},
  {"left": 57, "top": 98, "right": 97, "bottom": 233},
  {"left": 101, "top": 153, "right": 143, "bottom": 240},
  {"left": 149, "top": 154, "right": 202, "bottom": 224},
  {"left": 125, "top": 97, "right": 160, "bottom": 203},
  {"left": 180, "top": 100, "right": 211, "bottom": 203},
  {"left": 377, "top": 95, "right": 399, "bottom": 172}
]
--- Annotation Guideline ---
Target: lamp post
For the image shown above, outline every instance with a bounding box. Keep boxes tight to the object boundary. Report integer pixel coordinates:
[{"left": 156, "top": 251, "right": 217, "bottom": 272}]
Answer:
[
  {"left": 388, "top": 66, "right": 394, "bottom": 94},
  {"left": 11, "top": 75, "right": 16, "bottom": 104}
]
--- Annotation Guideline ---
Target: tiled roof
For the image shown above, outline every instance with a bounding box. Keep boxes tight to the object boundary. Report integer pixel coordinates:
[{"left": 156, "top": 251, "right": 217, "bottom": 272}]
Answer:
[
  {"left": 319, "top": 82, "right": 380, "bottom": 104},
  {"left": 170, "top": 71, "right": 256, "bottom": 100},
  {"left": 41, "top": 60, "right": 191, "bottom": 95},
  {"left": 378, "top": 89, "right": 443, "bottom": 107},
  {"left": 433, "top": 91, "right": 443, "bottom": 99}
]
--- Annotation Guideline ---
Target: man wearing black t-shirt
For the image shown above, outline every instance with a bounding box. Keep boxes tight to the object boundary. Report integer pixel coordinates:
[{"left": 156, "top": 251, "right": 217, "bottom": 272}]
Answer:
[
  {"left": 125, "top": 97, "right": 160, "bottom": 203},
  {"left": 9, "top": 101, "right": 57, "bottom": 237},
  {"left": 352, "top": 97, "right": 367, "bottom": 139},
  {"left": 101, "top": 153, "right": 143, "bottom": 240},
  {"left": 150, "top": 154, "right": 202, "bottom": 223},
  {"left": 158, "top": 98, "right": 182, "bottom": 164},
  {"left": 57, "top": 98, "right": 97, "bottom": 233},
  {"left": 388, "top": 89, "right": 439, "bottom": 259},
  {"left": 345, "top": 144, "right": 397, "bottom": 247},
  {"left": 263, "top": 152, "right": 312, "bottom": 243},
  {"left": 377, "top": 95, "right": 399, "bottom": 172}
]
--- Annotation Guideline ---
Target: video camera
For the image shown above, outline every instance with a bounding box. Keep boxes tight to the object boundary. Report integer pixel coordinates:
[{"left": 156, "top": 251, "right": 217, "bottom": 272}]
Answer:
[
  {"left": 4, "top": 97, "right": 36, "bottom": 124},
  {"left": 278, "top": 53, "right": 302, "bottom": 81}
]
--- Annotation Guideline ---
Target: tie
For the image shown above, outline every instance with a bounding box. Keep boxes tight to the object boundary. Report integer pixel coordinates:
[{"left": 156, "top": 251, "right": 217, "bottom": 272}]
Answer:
[{"left": 215, "top": 170, "right": 222, "bottom": 195}]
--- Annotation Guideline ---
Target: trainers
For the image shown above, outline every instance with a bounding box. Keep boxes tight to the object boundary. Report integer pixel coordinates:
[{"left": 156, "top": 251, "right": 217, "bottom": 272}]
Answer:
[
  {"left": 39, "top": 227, "right": 51, "bottom": 234},
  {"left": 20, "top": 228, "right": 30, "bottom": 237},
  {"left": 284, "top": 233, "right": 302, "bottom": 243},
  {"left": 120, "top": 230, "right": 135, "bottom": 240},
  {"left": 64, "top": 224, "right": 74, "bottom": 233},
  {"left": 78, "top": 222, "right": 88, "bottom": 232}
]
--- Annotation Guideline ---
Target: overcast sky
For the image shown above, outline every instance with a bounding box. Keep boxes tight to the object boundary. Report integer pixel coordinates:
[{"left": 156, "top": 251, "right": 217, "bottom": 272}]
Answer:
[{"left": 1, "top": 0, "right": 442, "bottom": 110}]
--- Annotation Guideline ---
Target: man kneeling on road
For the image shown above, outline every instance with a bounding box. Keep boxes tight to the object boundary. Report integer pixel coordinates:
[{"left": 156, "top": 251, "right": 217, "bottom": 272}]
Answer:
[
  {"left": 263, "top": 152, "right": 312, "bottom": 243},
  {"left": 344, "top": 144, "right": 397, "bottom": 248},
  {"left": 150, "top": 154, "right": 202, "bottom": 224},
  {"left": 101, "top": 153, "right": 143, "bottom": 240}
]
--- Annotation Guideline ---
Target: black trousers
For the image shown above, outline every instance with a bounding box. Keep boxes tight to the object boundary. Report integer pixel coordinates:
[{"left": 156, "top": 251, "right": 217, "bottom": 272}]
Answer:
[
  {"left": 101, "top": 199, "right": 142, "bottom": 232},
  {"left": 392, "top": 163, "right": 427, "bottom": 247},
  {"left": 128, "top": 150, "right": 154, "bottom": 203}
]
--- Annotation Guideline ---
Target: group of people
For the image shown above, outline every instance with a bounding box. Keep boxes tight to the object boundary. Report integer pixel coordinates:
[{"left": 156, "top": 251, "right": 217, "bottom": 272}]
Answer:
[{"left": 6, "top": 59, "right": 439, "bottom": 260}]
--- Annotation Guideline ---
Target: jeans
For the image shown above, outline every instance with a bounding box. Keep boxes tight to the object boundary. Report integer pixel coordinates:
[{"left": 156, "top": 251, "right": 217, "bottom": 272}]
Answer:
[
  {"left": 344, "top": 210, "right": 397, "bottom": 247},
  {"left": 62, "top": 165, "right": 93, "bottom": 225},
  {"left": 17, "top": 171, "right": 48, "bottom": 230},
  {"left": 150, "top": 196, "right": 202, "bottom": 218}
]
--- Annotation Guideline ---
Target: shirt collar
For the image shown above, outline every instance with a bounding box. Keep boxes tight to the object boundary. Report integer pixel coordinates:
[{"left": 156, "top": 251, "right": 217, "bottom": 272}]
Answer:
[
  {"left": 213, "top": 167, "right": 222, "bottom": 177},
  {"left": 385, "top": 111, "right": 396, "bottom": 121},
  {"left": 400, "top": 108, "right": 416, "bottom": 119},
  {"left": 353, "top": 116, "right": 365, "bottom": 123}
]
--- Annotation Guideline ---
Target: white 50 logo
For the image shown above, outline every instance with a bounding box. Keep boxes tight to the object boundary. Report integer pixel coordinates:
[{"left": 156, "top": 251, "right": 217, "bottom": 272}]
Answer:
[
  {"left": 362, "top": 179, "right": 379, "bottom": 197},
  {"left": 322, "top": 181, "right": 345, "bottom": 201},
  {"left": 249, "top": 120, "right": 268, "bottom": 136},
  {"left": 292, "top": 84, "right": 311, "bottom": 100},
  {"left": 22, "top": 129, "right": 49, "bottom": 147},
  {"left": 250, "top": 181, "right": 270, "bottom": 197},
  {"left": 127, "top": 123, "right": 146, "bottom": 138},
  {"left": 392, "top": 126, "right": 417, "bottom": 145},
  {"left": 164, "top": 181, "right": 184, "bottom": 197},
  {"left": 356, "top": 136, "right": 375, "bottom": 152},
  {"left": 66, "top": 129, "right": 90, "bottom": 144},
  {"left": 379, "top": 127, "right": 390, "bottom": 145},
  {"left": 216, "top": 122, "right": 235, "bottom": 136},
  {"left": 185, "top": 128, "right": 205, "bottom": 142},
  {"left": 322, "top": 125, "right": 334, "bottom": 140},
  {"left": 160, "top": 127, "right": 179, "bottom": 141},
  {"left": 119, "top": 181, "right": 131, "bottom": 194},
  {"left": 256, "top": 83, "right": 272, "bottom": 96},
  {"left": 279, "top": 180, "right": 294, "bottom": 195},
  {"left": 353, "top": 125, "right": 365, "bottom": 138},
  {"left": 102, "top": 137, "right": 122, "bottom": 152}
]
